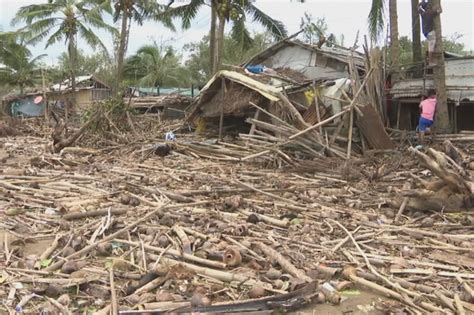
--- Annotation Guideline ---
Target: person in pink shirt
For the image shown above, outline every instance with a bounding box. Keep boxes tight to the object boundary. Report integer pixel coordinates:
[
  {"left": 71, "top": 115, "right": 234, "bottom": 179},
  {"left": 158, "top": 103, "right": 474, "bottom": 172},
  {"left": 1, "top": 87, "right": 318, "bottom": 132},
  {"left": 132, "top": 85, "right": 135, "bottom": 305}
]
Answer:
[{"left": 417, "top": 89, "right": 437, "bottom": 143}]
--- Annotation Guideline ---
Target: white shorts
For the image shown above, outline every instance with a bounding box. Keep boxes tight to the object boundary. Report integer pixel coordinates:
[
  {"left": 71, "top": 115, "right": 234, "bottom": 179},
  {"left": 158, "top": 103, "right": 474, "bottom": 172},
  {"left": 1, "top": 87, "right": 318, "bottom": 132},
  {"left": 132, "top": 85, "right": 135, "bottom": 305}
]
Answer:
[{"left": 427, "top": 31, "right": 436, "bottom": 52}]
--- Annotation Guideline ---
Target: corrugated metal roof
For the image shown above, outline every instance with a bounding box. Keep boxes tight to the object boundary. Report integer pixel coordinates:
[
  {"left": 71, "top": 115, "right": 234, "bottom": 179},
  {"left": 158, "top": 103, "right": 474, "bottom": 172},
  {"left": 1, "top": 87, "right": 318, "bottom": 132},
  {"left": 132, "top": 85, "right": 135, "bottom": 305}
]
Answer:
[
  {"left": 391, "top": 57, "right": 474, "bottom": 102},
  {"left": 243, "top": 39, "right": 365, "bottom": 70},
  {"left": 51, "top": 75, "right": 110, "bottom": 91}
]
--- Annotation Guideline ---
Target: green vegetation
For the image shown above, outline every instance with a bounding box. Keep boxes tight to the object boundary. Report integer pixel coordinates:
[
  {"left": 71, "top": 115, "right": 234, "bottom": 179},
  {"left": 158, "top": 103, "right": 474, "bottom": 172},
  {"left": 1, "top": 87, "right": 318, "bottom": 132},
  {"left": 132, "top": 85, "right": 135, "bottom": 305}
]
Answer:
[
  {"left": 0, "top": 39, "right": 45, "bottom": 94},
  {"left": 0, "top": 0, "right": 471, "bottom": 99},
  {"left": 11, "top": 0, "right": 116, "bottom": 93},
  {"left": 161, "top": 0, "right": 287, "bottom": 74},
  {"left": 184, "top": 32, "right": 273, "bottom": 83},
  {"left": 124, "top": 43, "right": 190, "bottom": 87}
]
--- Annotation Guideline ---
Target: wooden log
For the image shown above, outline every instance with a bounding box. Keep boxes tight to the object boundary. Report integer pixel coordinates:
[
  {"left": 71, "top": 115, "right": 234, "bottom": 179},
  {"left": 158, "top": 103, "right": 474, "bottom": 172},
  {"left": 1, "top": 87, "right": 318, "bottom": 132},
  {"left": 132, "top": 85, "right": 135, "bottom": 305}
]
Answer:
[
  {"left": 456, "top": 276, "right": 474, "bottom": 302},
  {"left": 45, "top": 202, "right": 170, "bottom": 271},
  {"left": 172, "top": 225, "right": 192, "bottom": 255},
  {"left": 152, "top": 256, "right": 261, "bottom": 287},
  {"left": 114, "top": 239, "right": 226, "bottom": 269},
  {"left": 62, "top": 208, "right": 129, "bottom": 221},
  {"left": 110, "top": 268, "right": 118, "bottom": 315},
  {"left": 256, "top": 242, "right": 311, "bottom": 282}
]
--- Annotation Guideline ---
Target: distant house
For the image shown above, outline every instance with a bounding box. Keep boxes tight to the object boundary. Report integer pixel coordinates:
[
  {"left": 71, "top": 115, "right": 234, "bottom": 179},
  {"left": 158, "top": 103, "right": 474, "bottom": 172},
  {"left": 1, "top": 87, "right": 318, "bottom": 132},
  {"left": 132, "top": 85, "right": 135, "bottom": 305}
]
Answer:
[
  {"left": 390, "top": 55, "right": 474, "bottom": 131},
  {"left": 243, "top": 39, "right": 365, "bottom": 81},
  {"left": 49, "top": 75, "right": 111, "bottom": 110}
]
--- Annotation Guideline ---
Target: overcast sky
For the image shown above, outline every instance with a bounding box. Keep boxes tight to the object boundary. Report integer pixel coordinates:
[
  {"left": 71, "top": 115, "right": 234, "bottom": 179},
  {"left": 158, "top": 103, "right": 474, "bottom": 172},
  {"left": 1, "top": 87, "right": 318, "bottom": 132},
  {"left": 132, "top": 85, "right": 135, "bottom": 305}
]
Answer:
[{"left": 1, "top": 0, "right": 473, "bottom": 66}]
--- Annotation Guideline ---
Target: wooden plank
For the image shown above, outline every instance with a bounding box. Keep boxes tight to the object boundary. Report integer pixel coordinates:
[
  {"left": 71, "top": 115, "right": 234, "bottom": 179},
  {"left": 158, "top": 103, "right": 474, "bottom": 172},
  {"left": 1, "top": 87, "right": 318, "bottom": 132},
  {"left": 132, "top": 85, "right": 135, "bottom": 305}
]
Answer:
[{"left": 356, "top": 104, "right": 395, "bottom": 150}]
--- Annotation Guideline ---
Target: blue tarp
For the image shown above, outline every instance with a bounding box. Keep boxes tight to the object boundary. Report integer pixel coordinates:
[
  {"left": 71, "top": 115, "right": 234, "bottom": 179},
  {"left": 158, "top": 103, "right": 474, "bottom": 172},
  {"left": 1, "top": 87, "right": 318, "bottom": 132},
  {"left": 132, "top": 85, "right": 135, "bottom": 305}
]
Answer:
[{"left": 10, "top": 96, "right": 45, "bottom": 117}]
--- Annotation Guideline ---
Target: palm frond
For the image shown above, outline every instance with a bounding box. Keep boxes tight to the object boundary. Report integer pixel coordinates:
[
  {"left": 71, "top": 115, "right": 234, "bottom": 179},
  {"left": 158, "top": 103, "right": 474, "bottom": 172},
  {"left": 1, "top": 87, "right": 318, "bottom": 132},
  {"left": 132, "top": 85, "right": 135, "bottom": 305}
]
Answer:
[
  {"left": 79, "top": 0, "right": 113, "bottom": 15},
  {"left": 17, "top": 18, "right": 61, "bottom": 46},
  {"left": 45, "top": 24, "right": 66, "bottom": 47},
  {"left": 12, "top": 3, "right": 57, "bottom": 25},
  {"left": 77, "top": 23, "right": 109, "bottom": 55},
  {"left": 136, "top": 45, "right": 160, "bottom": 65},
  {"left": 131, "top": 6, "right": 146, "bottom": 25},
  {"left": 244, "top": 4, "right": 287, "bottom": 40},
  {"left": 157, "top": 0, "right": 204, "bottom": 30},
  {"left": 368, "top": 0, "right": 386, "bottom": 42},
  {"left": 28, "top": 53, "right": 47, "bottom": 65},
  {"left": 82, "top": 10, "right": 118, "bottom": 35},
  {"left": 231, "top": 18, "right": 253, "bottom": 50}
]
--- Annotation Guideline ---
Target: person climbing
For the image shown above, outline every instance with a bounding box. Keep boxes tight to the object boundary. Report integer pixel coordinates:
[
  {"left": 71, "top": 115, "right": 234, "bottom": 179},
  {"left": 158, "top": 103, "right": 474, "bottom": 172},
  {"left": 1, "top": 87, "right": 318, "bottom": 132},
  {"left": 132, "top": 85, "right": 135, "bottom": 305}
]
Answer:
[
  {"left": 419, "top": 0, "right": 443, "bottom": 66},
  {"left": 417, "top": 89, "right": 437, "bottom": 144}
]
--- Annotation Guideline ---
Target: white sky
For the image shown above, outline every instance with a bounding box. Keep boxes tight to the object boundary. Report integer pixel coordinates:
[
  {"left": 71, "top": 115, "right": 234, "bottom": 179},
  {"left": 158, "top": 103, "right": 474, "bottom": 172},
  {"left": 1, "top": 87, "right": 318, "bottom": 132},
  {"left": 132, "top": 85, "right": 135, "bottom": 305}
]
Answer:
[{"left": 1, "top": 0, "right": 473, "bottom": 66}]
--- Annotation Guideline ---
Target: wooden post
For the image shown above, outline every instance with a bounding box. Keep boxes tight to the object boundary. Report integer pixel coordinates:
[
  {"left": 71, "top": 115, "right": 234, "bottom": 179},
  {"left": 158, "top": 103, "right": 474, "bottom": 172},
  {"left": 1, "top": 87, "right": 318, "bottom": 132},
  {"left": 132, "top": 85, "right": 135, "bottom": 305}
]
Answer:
[
  {"left": 347, "top": 108, "right": 354, "bottom": 159},
  {"left": 41, "top": 68, "right": 49, "bottom": 123},
  {"left": 249, "top": 109, "right": 261, "bottom": 135},
  {"left": 330, "top": 119, "right": 344, "bottom": 145},
  {"left": 396, "top": 101, "right": 401, "bottom": 129},
  {"left": 359, "top": 128, "right": 367, "bottom": 155},
  {"left": 453, "top": 103, "right": 458, "bottom": 133},
  {"left": 312, "top": 80, "right": 323, "bottom": 133},
  {"left": 218, "top": 78, "right": 225, "bottom": 141},
  {"left": 65, "top": 95, "right": 69, "bottom": 137}
]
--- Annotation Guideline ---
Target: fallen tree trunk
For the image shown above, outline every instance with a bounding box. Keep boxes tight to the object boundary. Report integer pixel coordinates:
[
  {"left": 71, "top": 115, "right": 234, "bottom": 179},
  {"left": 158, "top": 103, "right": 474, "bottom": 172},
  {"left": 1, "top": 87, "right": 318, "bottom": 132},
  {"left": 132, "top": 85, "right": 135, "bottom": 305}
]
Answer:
[{"left": 51, "top": 111, "right": 103, "bottom": 153}]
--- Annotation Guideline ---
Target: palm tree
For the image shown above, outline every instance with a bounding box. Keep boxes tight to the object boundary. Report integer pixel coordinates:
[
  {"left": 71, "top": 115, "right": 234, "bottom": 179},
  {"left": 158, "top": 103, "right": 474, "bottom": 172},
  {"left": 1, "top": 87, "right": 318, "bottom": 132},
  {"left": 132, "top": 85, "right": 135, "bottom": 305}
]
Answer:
[
  {"left": 124, "top": 43, "right": 189, "bottom": 88},
  {"left": 12, "top": 0, "right": 116, "bottom": 95},
  {"left": 112, "top": 0, "right": 174, "bottom": 93},
  {"left": 431, "top": 0, "right": 449, "bottom": 131},
  {"left": 0, "top": 40, "right": 45, "bottom": 94},
  {"left": 368, "top": 0, "right": 400, "bottom": 81},
  {"left": 162, "top": 0, "right": 287, "bottom": 75},
  {"left": 411, "top": 0, "right": 422, "bottom": 64}
]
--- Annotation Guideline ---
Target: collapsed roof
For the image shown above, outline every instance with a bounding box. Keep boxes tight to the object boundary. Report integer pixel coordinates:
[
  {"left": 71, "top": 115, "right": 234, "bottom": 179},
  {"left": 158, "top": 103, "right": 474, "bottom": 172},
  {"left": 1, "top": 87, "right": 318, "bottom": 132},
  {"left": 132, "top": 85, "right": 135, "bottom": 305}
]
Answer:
[
  {"left": 50, "top": 75, "right": 110, "bottom": 92},
  {"left": 187, "top": 70, "right": 306, "bottom": 125}
]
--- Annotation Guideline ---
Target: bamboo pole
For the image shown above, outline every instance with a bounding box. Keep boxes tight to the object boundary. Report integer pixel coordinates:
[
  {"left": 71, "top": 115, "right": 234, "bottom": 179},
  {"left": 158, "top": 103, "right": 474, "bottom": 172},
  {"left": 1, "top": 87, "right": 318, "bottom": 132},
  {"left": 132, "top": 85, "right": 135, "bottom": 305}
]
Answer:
[
  {"left": 41, "top": 68, "right": 49, "bottom": 123},
  {"left": 346, "top": 108, "right": 354, "bottom": 159},
  {"left": 312, "top": 81, "right": 323, "bottom": 133},
  {"left": 289, "top": 68, "right": 373, "bottom": 142},
  {"left": 45, "top": 202, "right": 170, "bottom": 271},
  {"left": 218, "top": 78, "right": 225, "bottom": 141}
]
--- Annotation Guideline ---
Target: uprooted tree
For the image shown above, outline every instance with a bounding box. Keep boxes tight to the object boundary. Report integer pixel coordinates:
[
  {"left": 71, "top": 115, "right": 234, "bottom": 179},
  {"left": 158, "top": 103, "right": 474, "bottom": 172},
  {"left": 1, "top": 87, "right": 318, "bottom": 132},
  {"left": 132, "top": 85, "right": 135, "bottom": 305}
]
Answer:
[{"left": 402, "top": 141, "right": 474, "bottom": 212}]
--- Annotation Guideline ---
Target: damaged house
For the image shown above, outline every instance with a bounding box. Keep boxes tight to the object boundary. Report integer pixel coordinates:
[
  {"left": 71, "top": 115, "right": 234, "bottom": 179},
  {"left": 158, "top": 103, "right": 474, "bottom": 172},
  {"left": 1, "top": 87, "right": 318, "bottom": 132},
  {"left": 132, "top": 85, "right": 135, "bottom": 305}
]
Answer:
[
  {"left": 186, "top": 39, "right": 393, "bottom": 161},
  {"left": 49, "top": 75, "right": 111, "bottom": 110},
  {"left": 390, "top": 54, "right": 474, "bottom": 131},
  {"left": 243, "top": 39, "right": 365, "bottom": 81}
]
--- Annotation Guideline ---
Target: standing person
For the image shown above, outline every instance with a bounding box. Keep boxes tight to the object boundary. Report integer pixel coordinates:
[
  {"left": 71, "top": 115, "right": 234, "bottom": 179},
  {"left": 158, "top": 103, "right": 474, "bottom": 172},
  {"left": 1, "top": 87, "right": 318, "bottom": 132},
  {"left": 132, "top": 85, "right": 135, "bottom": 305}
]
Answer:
[
  {"left": 419, "top": 0, "right": 443, "bottom": 66},
  {"left": 417, "top": 89, "right": 437, "bottom": 143}
]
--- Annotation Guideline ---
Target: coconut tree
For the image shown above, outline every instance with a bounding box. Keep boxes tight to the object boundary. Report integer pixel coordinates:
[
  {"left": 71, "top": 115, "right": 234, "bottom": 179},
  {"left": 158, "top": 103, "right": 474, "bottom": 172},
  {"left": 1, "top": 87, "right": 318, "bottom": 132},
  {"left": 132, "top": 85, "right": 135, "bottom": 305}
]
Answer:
[
  {"left": 0, "top": 40, "right": 45, "bottom": 94},
  {"left": 12, "top": 0, "right": 116, "bottom": 95},
  {"left": 411, "top": 0, "right": 422, "bottom": 64},
  {"left": 430, "top": 0, "right": 449, "bottom": 131},
  {"left": 161, "top": 0, "right": 287, "bottom": 75},
  {"left": 112, "top": 0, "right": 174, "bottom": 93},
  {"left": 124, "top": 43, "right": 190, "bottom": 87},
  {"left": 368, "top": 0, "right": 400, "bottom": 81}
]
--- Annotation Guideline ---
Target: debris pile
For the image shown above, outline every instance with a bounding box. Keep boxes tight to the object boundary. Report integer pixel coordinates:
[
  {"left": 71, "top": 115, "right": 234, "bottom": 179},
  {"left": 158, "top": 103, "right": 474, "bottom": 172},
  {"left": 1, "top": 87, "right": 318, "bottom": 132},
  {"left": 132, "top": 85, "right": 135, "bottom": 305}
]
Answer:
[
  {"left": 0, "top": 126, "right": 473, "bottom": 314},
  {"left": 0, "top": 38, "right": 473, "bottom": 315},
  {"left": 185, "top": 40, "right": 394, "bottom": 165}
]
